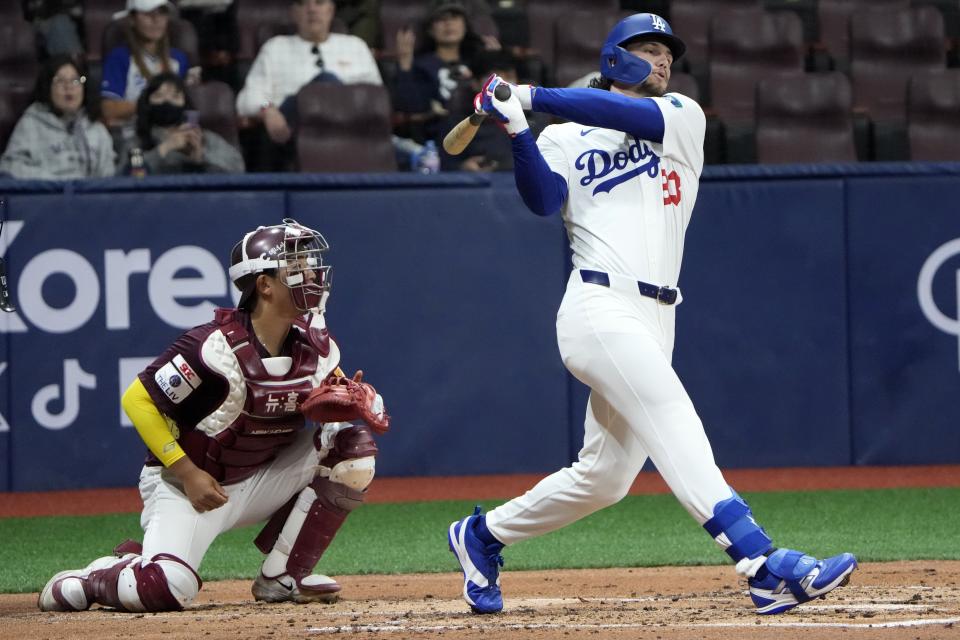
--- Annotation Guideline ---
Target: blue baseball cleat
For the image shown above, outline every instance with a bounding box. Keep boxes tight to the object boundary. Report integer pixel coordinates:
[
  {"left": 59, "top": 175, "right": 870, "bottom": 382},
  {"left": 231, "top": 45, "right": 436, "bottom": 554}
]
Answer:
[
  {"left": 748, "top": 548, "right": 858, "bottom": 614},
  {"left": 448, "top": 506, "right": 505, "bottom": 614}
]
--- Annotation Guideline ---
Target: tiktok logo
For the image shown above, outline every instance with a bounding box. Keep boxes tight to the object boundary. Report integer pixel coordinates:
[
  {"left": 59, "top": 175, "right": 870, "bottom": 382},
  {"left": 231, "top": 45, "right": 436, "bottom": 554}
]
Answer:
[
  {"left": 917, "top": 238, "right": 960, "bottom": 371},
  {"left": 31, "top": 359, "right": 97, "bottom": 430}
]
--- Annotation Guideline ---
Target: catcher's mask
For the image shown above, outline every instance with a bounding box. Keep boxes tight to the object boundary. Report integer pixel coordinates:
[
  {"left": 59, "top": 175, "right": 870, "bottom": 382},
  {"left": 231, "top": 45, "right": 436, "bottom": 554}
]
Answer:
[{"left": 229, "top": 219, "right": 331, "bottom": 313}]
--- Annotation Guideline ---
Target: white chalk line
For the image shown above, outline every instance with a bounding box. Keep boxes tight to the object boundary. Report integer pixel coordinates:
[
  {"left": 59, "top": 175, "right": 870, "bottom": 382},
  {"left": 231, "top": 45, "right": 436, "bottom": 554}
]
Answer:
[{"left": 305, "top": 617, "right": 960, "bottom": 634}]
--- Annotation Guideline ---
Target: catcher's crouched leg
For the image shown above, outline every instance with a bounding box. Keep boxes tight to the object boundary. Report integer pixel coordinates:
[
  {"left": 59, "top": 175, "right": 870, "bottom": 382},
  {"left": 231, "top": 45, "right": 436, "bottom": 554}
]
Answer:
[
  {"left": 38, "top": 540, "right": 201, "bottom": 612},
  {"left": 253, "top": 424, "right": 377, "bottom": 604}
]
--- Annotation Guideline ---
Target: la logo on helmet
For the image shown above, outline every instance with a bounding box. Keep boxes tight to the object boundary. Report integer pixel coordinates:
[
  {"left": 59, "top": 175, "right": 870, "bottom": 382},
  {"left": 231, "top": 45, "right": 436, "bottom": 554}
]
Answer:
[{"left": 651, "top": 15, "right": 667, "bottom": 32}]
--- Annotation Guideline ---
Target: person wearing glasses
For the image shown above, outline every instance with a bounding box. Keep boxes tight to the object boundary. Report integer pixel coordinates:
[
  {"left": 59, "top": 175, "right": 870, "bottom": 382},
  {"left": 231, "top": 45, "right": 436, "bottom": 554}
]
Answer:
[
  {"left": 236, "top": 0, "right": 382, "bottom": 171},
  {"left": 0, "top": 55, "right": 116, "bottom": 179}
]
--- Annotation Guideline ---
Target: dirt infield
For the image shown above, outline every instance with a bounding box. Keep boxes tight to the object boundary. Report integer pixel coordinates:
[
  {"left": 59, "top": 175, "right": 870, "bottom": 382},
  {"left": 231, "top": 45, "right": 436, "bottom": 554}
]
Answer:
[
  {"left": 3, "top": 467, "right": 959, "bottom": 638},
  {"left": 2, "top": 562, "right": 958, "bottom": 639}
]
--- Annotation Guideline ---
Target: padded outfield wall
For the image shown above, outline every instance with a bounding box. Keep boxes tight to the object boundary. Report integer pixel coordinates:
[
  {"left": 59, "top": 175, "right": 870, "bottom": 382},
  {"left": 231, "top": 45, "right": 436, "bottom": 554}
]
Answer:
[{"left": 0, "top": 165, "right": 958, "bottom": 491}]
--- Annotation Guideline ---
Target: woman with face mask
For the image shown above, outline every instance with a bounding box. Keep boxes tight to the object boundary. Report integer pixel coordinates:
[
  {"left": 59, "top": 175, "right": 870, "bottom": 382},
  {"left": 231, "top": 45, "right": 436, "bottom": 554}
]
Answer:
[
  {"left": 119, "top": 72, "right": 244, "bottom": 175},
  {"left": 0, "top": 55, "right": 116, "bottom": 179}
]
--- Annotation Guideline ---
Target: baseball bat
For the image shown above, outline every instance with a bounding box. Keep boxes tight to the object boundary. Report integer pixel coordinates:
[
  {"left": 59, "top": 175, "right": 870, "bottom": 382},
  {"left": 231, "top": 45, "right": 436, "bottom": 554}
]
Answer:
[{"left": 442, "top": 83, "right": 512, "bottom": 156}]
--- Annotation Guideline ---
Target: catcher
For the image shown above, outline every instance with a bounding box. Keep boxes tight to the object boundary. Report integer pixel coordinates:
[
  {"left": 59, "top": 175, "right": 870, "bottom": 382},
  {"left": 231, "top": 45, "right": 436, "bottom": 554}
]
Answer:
[{"left": 38, "top": 219, "right": 389, "bottom": 613}]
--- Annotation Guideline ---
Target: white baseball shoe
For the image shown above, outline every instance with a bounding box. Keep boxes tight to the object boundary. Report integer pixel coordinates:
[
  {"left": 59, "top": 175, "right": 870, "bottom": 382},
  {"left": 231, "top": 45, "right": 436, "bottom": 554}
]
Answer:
[{"left": 252, "top": 572, "right": 341, "bottom": 604}]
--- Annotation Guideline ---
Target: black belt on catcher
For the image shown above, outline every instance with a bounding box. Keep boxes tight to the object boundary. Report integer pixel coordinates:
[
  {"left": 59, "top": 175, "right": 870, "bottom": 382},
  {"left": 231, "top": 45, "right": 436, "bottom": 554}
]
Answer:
[{"left": 579, "top": 269, "right": 679, "bottom": 305}]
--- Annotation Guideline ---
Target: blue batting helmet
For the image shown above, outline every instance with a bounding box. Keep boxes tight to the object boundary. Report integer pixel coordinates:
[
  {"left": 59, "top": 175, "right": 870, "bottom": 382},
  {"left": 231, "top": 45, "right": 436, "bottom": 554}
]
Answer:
[{"left": 600, "top": 13, "right": 686, "bottom": 85}]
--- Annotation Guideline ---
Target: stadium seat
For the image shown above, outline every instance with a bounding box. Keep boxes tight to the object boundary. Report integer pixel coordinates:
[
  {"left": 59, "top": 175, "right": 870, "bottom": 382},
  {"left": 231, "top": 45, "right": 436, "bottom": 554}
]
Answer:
[
  {"left": 851, "top": 6, "right": 947, "bottom": 122},
  {"left": 907, "top": 68, "right": 960, "bottom": 160},
  {"left": 554, "top": 11, "right": 621, "bottom": 88},
  {"left": 669, "top": 0, "right": 761, "bottom": 75},
  {"left": 850, "top": 5, "right": 946, "bottom": 158},
  {"left": 0, "top": 85, "right": 33, "bottom": 157},
  {"left": 235, "top": 0, "right": 291, "bottom": 63},
  {"left": 0, "top": 18, "right": 39, "bottom": 90},
  {"left": 912, "top": 0, "right": 960, "bottom": 40},
  {"left": 755, "top": 72, "right": 857, "bottom": 163},
  {"left": 708, "top": 7, "right": 805, "bottom": 162},
  {"left": 526, "top": 0, "right": 620, "bottom": 80},
  {"left": 83, "top": 0, "right": 122, "bottom": 62},
  {"left": 817, "top": 0, "right": 910, "bottom": 72},
  {"left": 295, "top": 83, "right": 396, "bottom": 172},
  {"left": 187, "top": 81, "right": 240, "bottom": 149}
]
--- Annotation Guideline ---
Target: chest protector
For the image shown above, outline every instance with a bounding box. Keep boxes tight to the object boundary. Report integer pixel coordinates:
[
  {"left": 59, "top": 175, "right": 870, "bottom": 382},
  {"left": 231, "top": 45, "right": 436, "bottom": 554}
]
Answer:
[{"left": 180, "top": 308, "right": 340, "bottom": 484}]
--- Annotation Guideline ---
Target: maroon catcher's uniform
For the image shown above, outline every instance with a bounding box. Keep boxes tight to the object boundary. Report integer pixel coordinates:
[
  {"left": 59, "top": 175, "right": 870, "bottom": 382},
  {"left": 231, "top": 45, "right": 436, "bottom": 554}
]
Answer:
[{"left": 38, "top": 219, "right": 384, "bottom": 613}]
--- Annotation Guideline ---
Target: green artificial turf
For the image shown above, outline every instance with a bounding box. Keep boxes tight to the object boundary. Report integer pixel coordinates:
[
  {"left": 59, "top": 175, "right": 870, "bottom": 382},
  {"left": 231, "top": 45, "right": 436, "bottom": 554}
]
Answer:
[{"left": 2, "top": 487, "right": 957, "bottom": 594}]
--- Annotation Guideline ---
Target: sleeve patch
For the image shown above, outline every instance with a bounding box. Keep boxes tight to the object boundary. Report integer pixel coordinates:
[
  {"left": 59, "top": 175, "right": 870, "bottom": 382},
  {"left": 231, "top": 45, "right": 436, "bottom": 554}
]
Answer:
[{"left": 155, "top": 354, "right": 202, "bottom": 404}]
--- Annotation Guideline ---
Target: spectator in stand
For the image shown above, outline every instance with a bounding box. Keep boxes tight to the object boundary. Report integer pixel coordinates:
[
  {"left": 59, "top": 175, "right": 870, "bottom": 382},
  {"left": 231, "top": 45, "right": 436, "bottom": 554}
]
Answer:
[
  {"left": 1, "top": 55, "right": 115, "bottom": 179},
  {"left": 390, "top": 0, "right": 500, "bottom": 144},
  {"left": 439, "top": 49, "right": 543, "bottom": 172},
  {"left": 22, "top": 0, "right": 84, "bottom": 59},
  {"left": 236, "top": 0, "right": 382, "bottom": 172},
  {"left": 334, "top": 0, "right": 381, "bottom": 50},
  {"left": 118, "top": 72, "right": 244, "bottom": 175},
  {"left": 177, "top": 0, "right": 240, "bottom": 90},
  {"left": 101, "top": 0, "right": 192, "bottom": 132}
]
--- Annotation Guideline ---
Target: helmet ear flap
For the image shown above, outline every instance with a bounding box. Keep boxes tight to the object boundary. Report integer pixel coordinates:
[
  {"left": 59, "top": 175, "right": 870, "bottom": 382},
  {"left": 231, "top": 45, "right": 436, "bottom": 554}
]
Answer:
[{"left": 599, "top": 43, "right": 654, "bottom": 85}]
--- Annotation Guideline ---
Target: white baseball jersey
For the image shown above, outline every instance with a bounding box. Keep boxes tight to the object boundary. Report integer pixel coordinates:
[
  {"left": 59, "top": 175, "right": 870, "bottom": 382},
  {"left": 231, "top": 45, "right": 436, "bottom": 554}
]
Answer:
[
  {"left": 485, "top": 91, "right": 732, "bottom": 547},
  {"left": 536, "top": 92, "right": 705, "bottom": 288}
]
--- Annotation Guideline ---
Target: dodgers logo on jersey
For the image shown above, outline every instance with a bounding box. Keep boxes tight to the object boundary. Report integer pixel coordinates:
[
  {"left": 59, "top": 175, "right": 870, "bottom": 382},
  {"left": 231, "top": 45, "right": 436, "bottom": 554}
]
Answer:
[{"left": 576, "top": 137, "right": 661, "bottom": 196}]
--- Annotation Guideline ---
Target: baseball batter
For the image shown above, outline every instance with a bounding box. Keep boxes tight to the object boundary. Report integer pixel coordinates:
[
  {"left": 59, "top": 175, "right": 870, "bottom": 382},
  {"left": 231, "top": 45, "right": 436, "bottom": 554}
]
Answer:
[
  {"left": 448, "top": 14, "right": 857, "bottom": 615},
  {"left": 38, "top": 219, "right": 388, "bottom": 613}
]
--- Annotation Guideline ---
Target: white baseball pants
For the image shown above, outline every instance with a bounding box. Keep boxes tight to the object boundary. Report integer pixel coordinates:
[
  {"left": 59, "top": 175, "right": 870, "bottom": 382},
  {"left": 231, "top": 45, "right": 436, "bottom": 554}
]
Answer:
[
  {"left": 486, "top": 270, "right": 734, "bottom": 545},
  {"left": 139, "top": 426, "right": 320, "bottom": 570}
]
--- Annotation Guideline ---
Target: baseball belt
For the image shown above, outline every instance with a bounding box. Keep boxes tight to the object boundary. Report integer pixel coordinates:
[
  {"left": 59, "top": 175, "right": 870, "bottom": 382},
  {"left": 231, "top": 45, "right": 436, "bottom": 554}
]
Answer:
[{"left": 579, "top": 269, "right": 678, "bottom": 305}]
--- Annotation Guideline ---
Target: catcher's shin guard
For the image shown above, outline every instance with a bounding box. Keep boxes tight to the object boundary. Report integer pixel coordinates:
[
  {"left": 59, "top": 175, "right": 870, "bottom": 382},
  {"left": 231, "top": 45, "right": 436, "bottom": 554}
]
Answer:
[
  {"left": 254, "top": 477, "right": 366, "bottom": 603},
  {"left": 38, "top": 548, "right": 200, "bottom": 613},
  {"left": 254, "top": 426, "right": 375, "bottom": 604}
]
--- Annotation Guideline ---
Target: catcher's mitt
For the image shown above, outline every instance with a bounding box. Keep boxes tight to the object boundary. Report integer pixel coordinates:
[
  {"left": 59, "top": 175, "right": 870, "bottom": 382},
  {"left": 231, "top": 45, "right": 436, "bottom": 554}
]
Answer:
[{"left": 301, "top": 371, "right": 390, "bottom": 434}]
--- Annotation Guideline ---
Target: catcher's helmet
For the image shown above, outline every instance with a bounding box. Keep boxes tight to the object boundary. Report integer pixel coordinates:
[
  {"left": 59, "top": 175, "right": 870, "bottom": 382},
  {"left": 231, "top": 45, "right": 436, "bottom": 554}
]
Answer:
[
  {"left": 229, "top": 219, "right": 331, "bottom": 313},
  {"left": 600, "top": 13, "right": 685, "bottom": 85}
]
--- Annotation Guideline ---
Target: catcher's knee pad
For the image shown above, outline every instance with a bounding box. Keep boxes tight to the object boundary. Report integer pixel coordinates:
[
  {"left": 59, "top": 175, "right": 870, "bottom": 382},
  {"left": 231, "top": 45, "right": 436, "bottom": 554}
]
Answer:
[
  {"left": 328, "top": 456, "right": 375, "bottom": 491},
  {"left": 703, "top": 490, "right": 773, "bottom": 563},
  {"left": 115, "top": 553, "right": 201, "bottom": 612},
  {"left": 150, "top": 554, "right": 203, "bottom": 609},
  {"left": 308, "top": 474, "right": 366, "bottom": 513}
]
